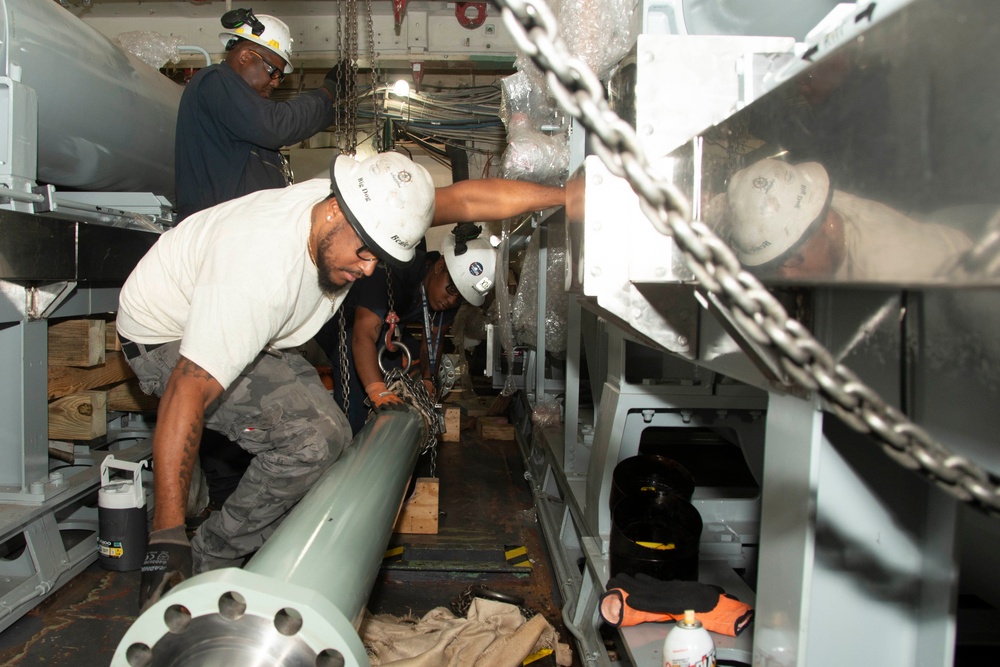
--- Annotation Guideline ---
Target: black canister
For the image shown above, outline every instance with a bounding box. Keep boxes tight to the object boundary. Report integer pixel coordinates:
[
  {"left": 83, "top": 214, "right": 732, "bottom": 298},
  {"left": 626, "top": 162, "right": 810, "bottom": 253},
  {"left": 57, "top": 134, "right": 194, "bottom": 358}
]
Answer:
[
  {"left": 98, "top": 456, "right": 148, "bottom": 572},
  {"left": 609, "top": 491, "right": 702, "bottom": 581},
  {"left": 610, "top": 454, "right": 695, "bottom": 510}
]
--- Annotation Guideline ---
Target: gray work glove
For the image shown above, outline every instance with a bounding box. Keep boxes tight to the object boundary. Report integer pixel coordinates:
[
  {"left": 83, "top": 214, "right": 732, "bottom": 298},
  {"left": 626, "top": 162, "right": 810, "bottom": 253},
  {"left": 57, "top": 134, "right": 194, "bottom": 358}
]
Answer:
[
  {"left": 139, "top": 525, "right": 192, "bottom": 613},
  {"left": 322, "top": 60, "right": 350, "bottom": 97}
]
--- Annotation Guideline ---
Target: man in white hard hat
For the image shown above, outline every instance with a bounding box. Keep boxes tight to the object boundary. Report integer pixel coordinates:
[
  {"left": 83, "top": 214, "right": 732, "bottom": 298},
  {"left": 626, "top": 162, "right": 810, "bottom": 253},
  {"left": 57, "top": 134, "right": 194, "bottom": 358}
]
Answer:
[
  {"left": 174, "top": 7, "right": 345, "bottom": 221},
  {"left": 317, "top": 186, "right": 563, "bottom": 435},
  {"left": 120, "top": 151, "right": 546, "bottom": 610},
  {"left": 724, "top": 158, "right": 972, "bottom": 282}
]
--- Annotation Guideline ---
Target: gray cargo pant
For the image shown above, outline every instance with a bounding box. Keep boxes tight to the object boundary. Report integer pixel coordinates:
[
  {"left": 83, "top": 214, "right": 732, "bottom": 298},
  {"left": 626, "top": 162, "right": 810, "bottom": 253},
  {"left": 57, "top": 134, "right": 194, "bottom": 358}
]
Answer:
[{"left": 124, "top": 341, "right": 351, "bottom": 573}]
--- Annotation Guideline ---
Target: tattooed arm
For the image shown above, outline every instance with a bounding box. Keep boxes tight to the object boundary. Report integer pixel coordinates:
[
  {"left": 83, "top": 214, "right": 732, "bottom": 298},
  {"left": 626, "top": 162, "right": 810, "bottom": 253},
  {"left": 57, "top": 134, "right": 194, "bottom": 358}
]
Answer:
[{"left": 152, "top": 356, "right": 224, "bottom": 531}]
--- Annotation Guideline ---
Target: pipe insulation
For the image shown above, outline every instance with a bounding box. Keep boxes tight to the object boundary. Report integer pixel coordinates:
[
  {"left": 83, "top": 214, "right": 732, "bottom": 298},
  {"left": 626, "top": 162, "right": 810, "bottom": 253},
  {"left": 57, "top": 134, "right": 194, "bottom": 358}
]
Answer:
[
  {"left": 2, "top": 0, "right": 182, "bottom": 200},
  {"left": 112, "top": 408, "right": 429, "bottom": 667}
]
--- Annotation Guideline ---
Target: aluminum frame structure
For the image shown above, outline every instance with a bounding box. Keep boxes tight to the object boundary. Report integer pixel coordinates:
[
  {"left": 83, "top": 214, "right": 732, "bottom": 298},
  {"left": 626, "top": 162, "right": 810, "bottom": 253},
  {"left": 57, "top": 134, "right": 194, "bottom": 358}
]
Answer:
[{"left": 508, "top": 0, "right": 1000, "bottom": 665}]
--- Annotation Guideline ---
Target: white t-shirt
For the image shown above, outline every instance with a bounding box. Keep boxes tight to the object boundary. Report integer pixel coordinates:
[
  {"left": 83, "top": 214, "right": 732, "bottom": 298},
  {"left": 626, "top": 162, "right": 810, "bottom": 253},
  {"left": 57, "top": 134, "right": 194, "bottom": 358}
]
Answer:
[
  {"left": 834, "top": 191, "right": 973, "bottom": 283},
  {"left": 118, "top": 179, "right": 350, "bottom": 389}
]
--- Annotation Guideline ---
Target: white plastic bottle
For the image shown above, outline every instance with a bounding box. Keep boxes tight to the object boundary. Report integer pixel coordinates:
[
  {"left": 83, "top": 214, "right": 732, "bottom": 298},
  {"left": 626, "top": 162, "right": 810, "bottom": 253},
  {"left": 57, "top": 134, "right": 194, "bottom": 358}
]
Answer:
[{"left": 663, "top": 609, "right": 717, "bottom": 667}]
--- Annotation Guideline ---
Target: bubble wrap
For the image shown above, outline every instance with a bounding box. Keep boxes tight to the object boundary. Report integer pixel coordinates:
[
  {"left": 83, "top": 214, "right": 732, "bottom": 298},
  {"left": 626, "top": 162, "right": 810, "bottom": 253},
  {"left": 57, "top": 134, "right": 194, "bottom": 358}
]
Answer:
[
  {"left": 499, "top": 71, "right": 569, "bottom": 186},
  {"left": 556, "top": 0, "right": 640, "bottom": 81},
  {"left": 512, "top": 222, "right": 569, "bottom": 359},
  {"left": 114, "top": 31, "right": 184, "bottom": 70},
  {"left": 531, "top": 398, "right": 563, "bottom": 429}
]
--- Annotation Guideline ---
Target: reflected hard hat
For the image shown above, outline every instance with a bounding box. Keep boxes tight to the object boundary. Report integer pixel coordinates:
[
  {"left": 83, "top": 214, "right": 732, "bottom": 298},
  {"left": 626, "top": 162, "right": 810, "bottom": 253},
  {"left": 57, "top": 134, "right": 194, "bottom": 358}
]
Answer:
[
  {"left": 331, "top": 152, "right": 436, "bottom": 269},
  {"left": 219, "top": 13, "right": 294, "bottom": 73},
  {"left": 727, "top": 159, "right": 830, "bottom": 266},
  {"left": 442, "top": 235, "right": 497, "bottom": 306}
]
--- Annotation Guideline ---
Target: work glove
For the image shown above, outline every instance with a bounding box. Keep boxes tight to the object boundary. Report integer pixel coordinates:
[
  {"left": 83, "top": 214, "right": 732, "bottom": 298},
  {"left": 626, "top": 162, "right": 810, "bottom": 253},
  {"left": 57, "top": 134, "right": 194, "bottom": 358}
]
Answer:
[
  {"left": 139, "top": 525, "right": 192, "bottom": 613},
  {"left": 322, "top": 60, "right": 350, "bottom": 97},
  {"left": 365, "top": 381, "right": 407, "bottom": 412},
  {"left": 599, "top": 573, "right": 754, "bottom": 637}
]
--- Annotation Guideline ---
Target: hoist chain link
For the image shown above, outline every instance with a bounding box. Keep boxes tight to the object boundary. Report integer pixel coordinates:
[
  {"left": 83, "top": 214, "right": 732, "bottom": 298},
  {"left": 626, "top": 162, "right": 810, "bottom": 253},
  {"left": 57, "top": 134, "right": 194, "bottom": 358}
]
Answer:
[
  {"left": 382, "top": 366, "right": 439, "bottom": 477},
  {"left": 495, "top": 0, "right": 1000, "bottom": 517},
  {"left": 338, "top": 307, "right": 351, "bottom": 414}
]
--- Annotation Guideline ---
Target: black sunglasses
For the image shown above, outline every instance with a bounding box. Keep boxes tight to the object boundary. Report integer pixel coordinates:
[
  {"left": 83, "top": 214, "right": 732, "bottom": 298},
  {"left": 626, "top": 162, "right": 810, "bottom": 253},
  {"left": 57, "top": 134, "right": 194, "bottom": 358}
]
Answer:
[{"left": 248, "top": 50, "right": 285, "bottom": 83}]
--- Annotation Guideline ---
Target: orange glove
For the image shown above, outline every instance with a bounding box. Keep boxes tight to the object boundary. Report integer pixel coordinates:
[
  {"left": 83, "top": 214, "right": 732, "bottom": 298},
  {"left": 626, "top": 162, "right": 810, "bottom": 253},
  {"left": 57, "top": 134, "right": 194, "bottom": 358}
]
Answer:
[
  {"left": 365, "top": 382, "right": 406, "bottom": 412},
  {"left": 599, "top": 576, "right": 754, "bottom": 637}
]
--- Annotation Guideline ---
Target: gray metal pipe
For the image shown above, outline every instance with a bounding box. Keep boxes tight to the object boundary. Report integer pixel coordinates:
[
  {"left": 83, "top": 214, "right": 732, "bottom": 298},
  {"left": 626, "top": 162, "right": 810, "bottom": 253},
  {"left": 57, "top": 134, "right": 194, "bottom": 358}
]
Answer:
[
  {"left": 2, "top": 0, "right": 181, "bottom": 200},
  {"left": 112, "top": 408, "right": 428, "bottom": 667}
]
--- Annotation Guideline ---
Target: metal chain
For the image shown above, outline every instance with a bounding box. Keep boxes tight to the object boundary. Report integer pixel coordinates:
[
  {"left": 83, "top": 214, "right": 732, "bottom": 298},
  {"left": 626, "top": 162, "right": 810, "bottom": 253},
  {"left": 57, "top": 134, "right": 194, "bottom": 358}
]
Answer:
[
  {"left": 383, "top": 365, "right": 439, "bottom": 477},
  {"left": 364, "top": 0, "right": 384, "bottom": 152},
  {"left": 334, "top": 1, "right": 344, "bottom": 147},
  {"left": 347, "top": 0, "right": 360, "bottom": 153},
  {"left": 496, "top": 0, "right": 1000, "bottom": 517},
  {"left": 338, "top": 307, "right": 351, "bottom": 413}
]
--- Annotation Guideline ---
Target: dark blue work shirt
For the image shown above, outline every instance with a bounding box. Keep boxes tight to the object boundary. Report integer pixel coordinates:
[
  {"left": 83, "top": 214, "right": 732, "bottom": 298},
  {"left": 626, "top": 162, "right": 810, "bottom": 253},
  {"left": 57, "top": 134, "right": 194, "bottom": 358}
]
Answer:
[{"left": 174, "top": 62, "right": 335, "bottom": 221}]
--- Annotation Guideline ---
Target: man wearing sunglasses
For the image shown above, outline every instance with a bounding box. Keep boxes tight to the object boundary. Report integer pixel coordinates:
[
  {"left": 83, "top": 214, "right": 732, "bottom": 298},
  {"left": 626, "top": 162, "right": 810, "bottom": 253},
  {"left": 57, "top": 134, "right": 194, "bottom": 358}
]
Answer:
[
  {"left": 317, "top": 182, "right": 565, "bottom": 436},
  {"left": 174, "top": 8, "right": 348, "bottom": 526},
  {"left": 174, "top": 9, "right": 345, "bottom": 222}
]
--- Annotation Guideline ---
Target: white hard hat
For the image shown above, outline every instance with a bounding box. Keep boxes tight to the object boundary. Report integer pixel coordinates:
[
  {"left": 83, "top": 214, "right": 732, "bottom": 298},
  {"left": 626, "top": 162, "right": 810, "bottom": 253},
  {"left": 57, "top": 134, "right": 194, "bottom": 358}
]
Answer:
[
  {"left": 442, "top": 235, "right": 497, "bottom": 306},
  {"left": 219, "top": 13, "right": 294, "bottom": 73},
  {"left": 727, "top": 159, "right": 831, "bottom": 266},
  {"left": 331, "top": 153, "right": 436, "bottom": 269}
]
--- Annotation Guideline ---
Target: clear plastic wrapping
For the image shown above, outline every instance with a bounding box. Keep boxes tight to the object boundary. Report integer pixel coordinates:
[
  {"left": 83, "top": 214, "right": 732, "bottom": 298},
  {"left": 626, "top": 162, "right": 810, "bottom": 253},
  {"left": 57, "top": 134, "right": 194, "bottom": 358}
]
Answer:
[
  {"left": 512, "top": 222, "right": 569, "bottom": 360},
  {"left": 499, "top": 71, "right": 569, "bottom": 186},
  {"left": 114, "top": 31, "right": 184, "bottom": 70},
  {"left": 557, "top": 0, "right": 641, "bottom": 81}
]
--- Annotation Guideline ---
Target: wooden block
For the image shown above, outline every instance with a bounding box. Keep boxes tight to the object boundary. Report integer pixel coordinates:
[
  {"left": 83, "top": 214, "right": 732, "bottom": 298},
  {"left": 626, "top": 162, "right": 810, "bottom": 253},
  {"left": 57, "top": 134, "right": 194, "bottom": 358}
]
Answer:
[
  {"left": 442, "top": 389, "right": 465, "bottom": 403},
  {"left": 441, "top": 407, "right": 462, "bottom": 442},
  {"left": 49, "top": 391, "right": 107, "bottom": 440},
  {"left": 48, "top": 351, "right": 133, "bottom": 400},
  {"left": 107, "top": 379, "right": 159, "bottom": 412},
  {"left": 393, "top": 478, "right": 439, "bottom": 534},
  {"left": 477, "top": 416, "right": 516, "bottom": 441},
  {"left": 105, "top": 320, "right": 121, "bottom": 351},
  {"left": 48, "top": 319, "right": 106, "bottom": 368}
]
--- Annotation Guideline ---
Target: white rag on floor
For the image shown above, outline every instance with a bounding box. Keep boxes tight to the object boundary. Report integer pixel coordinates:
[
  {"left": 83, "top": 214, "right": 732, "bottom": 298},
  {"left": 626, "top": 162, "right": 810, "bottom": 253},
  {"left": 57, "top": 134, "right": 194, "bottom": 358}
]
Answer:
[{"left": 360, "top": 598, "right": 573, "bottom": 666}]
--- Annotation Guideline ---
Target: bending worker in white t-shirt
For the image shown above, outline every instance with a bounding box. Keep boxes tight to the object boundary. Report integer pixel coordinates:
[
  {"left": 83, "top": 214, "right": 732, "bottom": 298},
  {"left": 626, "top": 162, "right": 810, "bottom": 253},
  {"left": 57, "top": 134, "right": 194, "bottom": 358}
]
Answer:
[
  {"left": 722, "top": 158, "right": 972, "bottom": 282},
  {"left": 117, "top": 151, "right": 553, "bottom": 612}
]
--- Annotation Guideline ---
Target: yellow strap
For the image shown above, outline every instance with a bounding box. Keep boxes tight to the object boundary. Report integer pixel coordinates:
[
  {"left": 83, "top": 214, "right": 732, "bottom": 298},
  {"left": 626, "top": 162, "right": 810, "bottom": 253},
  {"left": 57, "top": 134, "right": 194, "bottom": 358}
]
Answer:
[{"left": 635, "top": 541, "right": 676, "bottom": 551}]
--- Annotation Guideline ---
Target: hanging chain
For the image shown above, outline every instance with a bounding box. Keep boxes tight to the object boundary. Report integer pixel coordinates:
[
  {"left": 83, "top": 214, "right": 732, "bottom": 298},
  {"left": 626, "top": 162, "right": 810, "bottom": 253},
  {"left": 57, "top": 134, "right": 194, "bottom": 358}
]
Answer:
[
  {"left": 383, "top": 366, "right": 439, "bottom": 477},
  {"left": 334, "top": 1, "right": 344, "bottom": 147},
  {"left": 338, "top": 307, "right": 351, "bottom": 413},
  {"left": 496, "top": 0, "right": 1000, "bottom": 517},
  {"left": 347, "top": 0, "right": 360, "bottom": 153},
  {"left": 365, "top": 0, "right": 384, "bottom": 152}
]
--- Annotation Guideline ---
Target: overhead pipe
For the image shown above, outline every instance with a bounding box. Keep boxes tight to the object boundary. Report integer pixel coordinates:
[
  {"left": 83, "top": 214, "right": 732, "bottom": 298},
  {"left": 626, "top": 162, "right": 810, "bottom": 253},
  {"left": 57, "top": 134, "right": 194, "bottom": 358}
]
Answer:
[{"left": 113, "top": 408, "right": 429, "bottom": 667}]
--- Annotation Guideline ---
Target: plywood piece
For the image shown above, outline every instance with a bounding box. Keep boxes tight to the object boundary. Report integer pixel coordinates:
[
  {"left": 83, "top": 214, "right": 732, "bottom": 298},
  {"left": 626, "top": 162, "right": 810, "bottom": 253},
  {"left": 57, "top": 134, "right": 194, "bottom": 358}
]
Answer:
[
  {"left": 48, "top": 351, "right": 133, "bottom": 400},
  {"left": 441, "top": 407, "right": 462, "bottom": 442},
  {"left": 49, "top": 391, "right": 107, "bottom": 440},
  {"left": 48, "top": 319, "right": 106, "bottom": 368},
  {"left": 107, "top": 379, "right": 159, "bottom": 412},
  {"left": 393, "top": 478, "right": 439, "bottom": 535},
  {"left": 477, "top": 416, "right": 516, "bottom": 441}
]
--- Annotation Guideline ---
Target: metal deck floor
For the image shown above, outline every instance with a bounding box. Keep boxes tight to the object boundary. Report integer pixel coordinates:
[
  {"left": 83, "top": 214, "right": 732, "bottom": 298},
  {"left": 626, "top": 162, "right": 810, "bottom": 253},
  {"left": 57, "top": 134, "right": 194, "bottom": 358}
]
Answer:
[{"left": 0, "top": 400, "right": 579, "bottom": 666}]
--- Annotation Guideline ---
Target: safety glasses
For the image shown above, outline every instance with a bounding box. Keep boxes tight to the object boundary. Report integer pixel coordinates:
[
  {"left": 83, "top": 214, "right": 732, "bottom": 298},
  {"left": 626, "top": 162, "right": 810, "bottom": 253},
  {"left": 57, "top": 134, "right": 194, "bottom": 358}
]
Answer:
[{"left": 248, "top": 49, "right": 285, "bottom": 83}]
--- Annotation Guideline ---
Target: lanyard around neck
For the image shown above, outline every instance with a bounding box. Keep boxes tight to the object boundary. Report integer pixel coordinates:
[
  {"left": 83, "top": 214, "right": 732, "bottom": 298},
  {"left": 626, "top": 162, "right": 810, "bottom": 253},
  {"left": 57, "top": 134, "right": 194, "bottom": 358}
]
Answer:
[{"left": 419, "top": 282, "right": 444, "bottom": 378}]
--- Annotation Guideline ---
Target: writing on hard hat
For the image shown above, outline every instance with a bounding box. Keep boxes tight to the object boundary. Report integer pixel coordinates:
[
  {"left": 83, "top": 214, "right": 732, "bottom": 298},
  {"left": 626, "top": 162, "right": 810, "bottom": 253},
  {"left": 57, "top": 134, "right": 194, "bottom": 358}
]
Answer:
[
  {"left": 726, "top": 159, "right": 831, "bottom": 266},
  {"left": 442, "top": 234, "right": 497, "bottom": 306},
  {"left": 219, "top": 11, "right": 294, "bottom": 73},
  {"left": 331, "top": 153, "right": 436, "bottom": 269}
]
